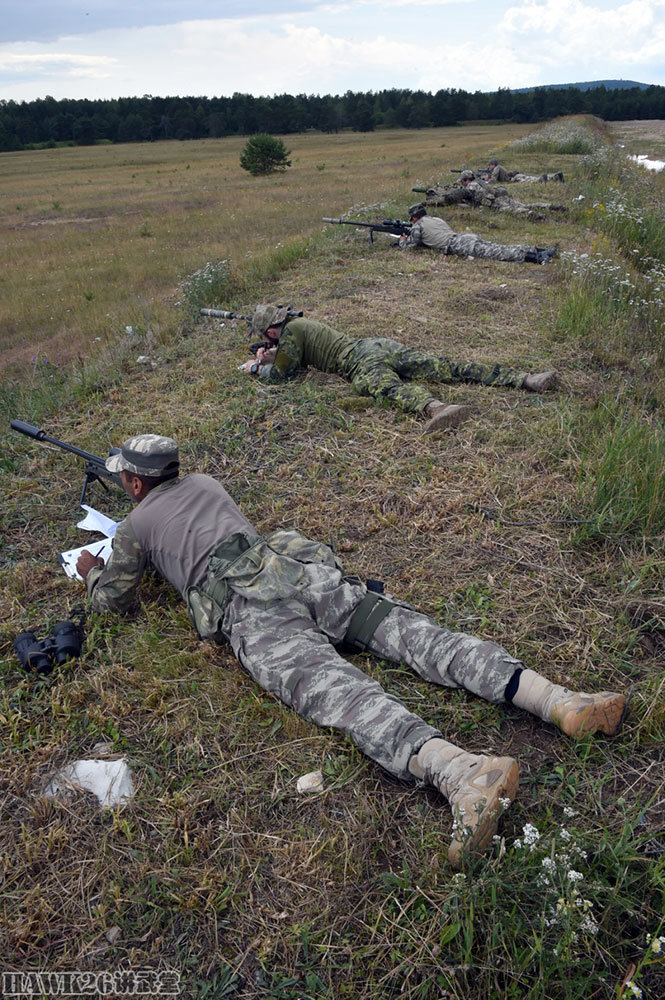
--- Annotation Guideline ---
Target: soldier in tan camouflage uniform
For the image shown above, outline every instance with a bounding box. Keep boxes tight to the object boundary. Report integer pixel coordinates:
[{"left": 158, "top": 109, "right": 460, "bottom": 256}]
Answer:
[
  {"left": 485, "top": 159, "right": 565, "bottom": 184},
  {"left": 401, "top": 204, "right": 558, "bottom": 264},
  {"left": 419, "top": 172, "right": 567, "bottom": 221},
  {"left": 77, "top": 434, "right": 627, "bottom": 867},
  {"left": 239, "top": 304, "right": 557, "bottom": 433}
]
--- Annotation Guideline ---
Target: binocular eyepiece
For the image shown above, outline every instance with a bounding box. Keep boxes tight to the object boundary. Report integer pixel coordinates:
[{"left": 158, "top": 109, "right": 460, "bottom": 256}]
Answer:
[{"left": 13, "top": 617, "right": 84, "bottom": 675}]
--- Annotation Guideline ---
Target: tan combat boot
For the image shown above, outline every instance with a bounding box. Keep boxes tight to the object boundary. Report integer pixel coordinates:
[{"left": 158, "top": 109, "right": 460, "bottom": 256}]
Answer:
[
  {"left": 523, "top": 370, "right": 557, "bottom": 392},
  {"left": 423, "top": 401, "right": 474, "bottom": 434},
  {"left": 409, "top": 738, "right": 519, "bottom": 868},
  {"left": 512, "top": 669, "right": 626, "bottom": 737}
]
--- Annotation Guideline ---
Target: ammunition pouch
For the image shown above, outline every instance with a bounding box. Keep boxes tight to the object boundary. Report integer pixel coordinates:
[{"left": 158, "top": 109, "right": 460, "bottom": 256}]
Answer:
[
  {"left": 344, "top": 590, "right": 395, "bottom": 652},
  {"left": 186, "top": 531, "right": 260, "bottom": 641}
]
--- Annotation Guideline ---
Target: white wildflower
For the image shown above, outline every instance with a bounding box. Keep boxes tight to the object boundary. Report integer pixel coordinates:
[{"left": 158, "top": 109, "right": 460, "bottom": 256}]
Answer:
[{"left": 522, "top": 823, "right": 540, "bottom": 849}]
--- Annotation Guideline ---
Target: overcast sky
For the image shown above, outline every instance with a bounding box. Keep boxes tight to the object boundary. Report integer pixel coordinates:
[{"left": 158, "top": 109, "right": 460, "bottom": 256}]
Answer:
[{"left": 1, "top": 0, "right": 663, "bottom": 103}]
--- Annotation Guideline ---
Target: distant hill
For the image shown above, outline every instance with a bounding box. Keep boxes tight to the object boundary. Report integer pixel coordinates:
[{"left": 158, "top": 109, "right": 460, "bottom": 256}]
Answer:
[{"left": 514, "top": 80, "right": 651, "bottom": 93}]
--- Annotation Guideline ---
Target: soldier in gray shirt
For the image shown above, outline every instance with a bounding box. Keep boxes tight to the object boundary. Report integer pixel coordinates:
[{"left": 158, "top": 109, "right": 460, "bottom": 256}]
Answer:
[
  {"left": 77, "top": 434, "right": 626, "bottom": 868},
  {"left": 401, "top": 204, "right": 558, "bottom": 264}
]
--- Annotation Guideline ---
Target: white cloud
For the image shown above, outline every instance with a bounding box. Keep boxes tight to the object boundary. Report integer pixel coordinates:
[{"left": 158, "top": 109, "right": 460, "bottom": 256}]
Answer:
[
  {"left": 499, "top": 0, "right": 665, "bottom": 76},
  {"left": 0, "top": 1, "right": 663, "bottom": 101},
  {"left": 0, "top": 51, "right": 116, "bottom": 74}
]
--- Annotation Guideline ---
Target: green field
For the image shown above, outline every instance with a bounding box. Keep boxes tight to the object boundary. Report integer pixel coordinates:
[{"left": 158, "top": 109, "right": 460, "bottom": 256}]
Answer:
[
  {"left": 1, "top": 117, "right": 664, "bottom": 1000},
  {"left": 0, "top": 123, "right": 541, "bottom": 375}
]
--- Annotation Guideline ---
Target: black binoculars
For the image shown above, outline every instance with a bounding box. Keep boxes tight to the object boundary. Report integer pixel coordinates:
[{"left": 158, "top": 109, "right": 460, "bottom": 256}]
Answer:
[{"left": 13, "top": 618, "right": 84, "bottom": 675}]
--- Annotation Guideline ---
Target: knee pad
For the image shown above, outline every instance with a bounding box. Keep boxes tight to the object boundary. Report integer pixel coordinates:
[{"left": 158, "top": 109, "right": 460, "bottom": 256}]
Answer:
[{"left": 344, "top": 590, "right": 397, "bottom": 651}]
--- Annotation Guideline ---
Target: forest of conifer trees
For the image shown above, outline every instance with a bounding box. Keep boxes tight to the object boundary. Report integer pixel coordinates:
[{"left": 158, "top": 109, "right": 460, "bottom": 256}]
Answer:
[{"left": 1, "top": 83, "right": 663, "bottom": 151}]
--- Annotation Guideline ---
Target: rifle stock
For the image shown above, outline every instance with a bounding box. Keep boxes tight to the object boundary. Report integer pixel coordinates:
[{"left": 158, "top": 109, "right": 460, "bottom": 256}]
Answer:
[{"left": 11, "top": 420, "right": 122, "bottom": 505}]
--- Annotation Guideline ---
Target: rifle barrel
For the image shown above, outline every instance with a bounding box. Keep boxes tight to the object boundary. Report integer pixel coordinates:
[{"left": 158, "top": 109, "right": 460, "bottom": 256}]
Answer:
[
  {"left": 11, "top": 420, "right": 107, "bottom": 465},
  {"left": 322, "top": 217, "right": 361, "bottom": 225},
  {"left": 200, "top": 308, "right": 252, "bottom": 321}
]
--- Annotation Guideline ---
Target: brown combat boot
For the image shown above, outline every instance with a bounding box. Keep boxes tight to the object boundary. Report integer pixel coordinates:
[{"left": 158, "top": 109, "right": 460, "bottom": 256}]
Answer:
[
  {"left": 523, "top": 370, "right": 557, "bottom": 393},
  {"left": 423, "top": 402, "right": 474, "bottom": 434},
  {"left": 512, "top": 669, "right": 626, "bottom": 737},
  {"left": 409, "top": 739, "right": 519, "bottom": 868}
]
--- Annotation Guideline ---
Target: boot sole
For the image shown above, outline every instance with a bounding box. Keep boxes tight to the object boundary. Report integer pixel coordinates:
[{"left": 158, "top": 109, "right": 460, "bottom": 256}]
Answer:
[
  {"left": 554, "top": 693, "right": 627, "bottom": 738},
  {"left": 527, "top": 371, "right": 557, "bottom": 393},
  {"left": 423, "top": 404, "right": 474, "bottom": 434},
  {"left": 447, "top": 757, "right": 519, "bottom": 868}
]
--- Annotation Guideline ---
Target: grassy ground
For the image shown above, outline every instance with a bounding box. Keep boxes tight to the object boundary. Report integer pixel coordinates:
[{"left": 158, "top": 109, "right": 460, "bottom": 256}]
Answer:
[
  {"left": 1, "top": 116, "right": 664, "bottom": 999},
  {"left": 0, "top": 122, "right": 539, "bottom": 376}
]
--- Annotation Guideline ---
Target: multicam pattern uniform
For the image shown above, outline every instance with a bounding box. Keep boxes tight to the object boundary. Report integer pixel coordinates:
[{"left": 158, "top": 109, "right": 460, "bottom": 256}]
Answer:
[
  {"left": 258, "top": 319, "right": 527, "bottom": 413},
  {"left": 85, "top": 475, "right": 523, "bottom": 779},
  {"left": 336, "top": 337, "right": 527, "bottom": 413},
  {"left": 401, "top": 214, "right": 537, "bottom": 262},
  {"left": 424, "top": 181, "right": 563, "bottom": 220},
  {"left": 489, "top": 164, "right": 560, "bottom": 184}
]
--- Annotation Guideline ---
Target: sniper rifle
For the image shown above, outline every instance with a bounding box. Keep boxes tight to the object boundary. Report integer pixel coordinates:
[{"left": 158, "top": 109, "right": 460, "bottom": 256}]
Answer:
[
  {"left": 322, "top": 217, "right": 411, "bottom": 246},
  {"left": 10, "top": 420, "right": 122, "bottom": 505},
  {"left": 450, "top": 168, "right": 490, "bottom": 175}
]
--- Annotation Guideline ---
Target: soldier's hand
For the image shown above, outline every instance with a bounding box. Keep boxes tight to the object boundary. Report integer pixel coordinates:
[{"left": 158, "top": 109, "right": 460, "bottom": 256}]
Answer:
[{"left": 77, "top": 549, "right": 105, "bottom": 580}]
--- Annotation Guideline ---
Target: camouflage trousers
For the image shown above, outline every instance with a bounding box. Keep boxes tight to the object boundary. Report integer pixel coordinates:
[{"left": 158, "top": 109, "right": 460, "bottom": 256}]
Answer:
[
  {"left": 445, "top": 232, "right": 532, "bottom": 262},
  {"left": 221, "top": 561, "right": 523, "bottom": 779},
  {"left": 492, "top": 196, "right": 543, "bottom": 219},
  {"left": 336, "top": 337, "right": 527, "bottom": 414}
]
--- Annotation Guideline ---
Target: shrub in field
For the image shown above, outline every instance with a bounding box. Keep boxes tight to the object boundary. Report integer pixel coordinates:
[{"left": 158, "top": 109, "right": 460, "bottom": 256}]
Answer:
[{"left": 239, "top": 133, "right": 292, "bottom": 175}]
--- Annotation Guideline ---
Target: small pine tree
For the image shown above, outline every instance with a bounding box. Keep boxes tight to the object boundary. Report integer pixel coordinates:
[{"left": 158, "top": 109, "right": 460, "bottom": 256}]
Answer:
[{"left": 239, "top": 133, "right": 292, "bottom": 175}]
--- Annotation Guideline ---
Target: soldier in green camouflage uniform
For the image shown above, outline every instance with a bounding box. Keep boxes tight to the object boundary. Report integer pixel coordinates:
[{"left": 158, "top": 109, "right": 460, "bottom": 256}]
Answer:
[
  {"left": 76, "top": 434, "right": 627, "bottom": 866},
  {"left": 401, "top": 204, "right": 557, "bottom": 264},
  {"left": 419, "top": 173, "right": 567, "bottom": 221},
  {"left": 486, "top": 160, "right": 565, "bottom": 184},
  {"left": 240, "top": 305, "right": 557, "bottom": 433}
]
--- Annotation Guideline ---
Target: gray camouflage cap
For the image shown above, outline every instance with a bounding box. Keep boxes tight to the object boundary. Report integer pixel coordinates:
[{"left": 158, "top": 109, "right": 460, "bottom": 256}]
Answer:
[
  {"left": 251, "top": 303, "right": 289, "bottom": 336},
  {"left": 460, "top": 170, "right": 475, "bottom": 181},
  {"left": 408, "top": 202, "right": 426, "bottom": 218},
  {"left": 106, "top": 434, "right": 179, "bottom": 476}
]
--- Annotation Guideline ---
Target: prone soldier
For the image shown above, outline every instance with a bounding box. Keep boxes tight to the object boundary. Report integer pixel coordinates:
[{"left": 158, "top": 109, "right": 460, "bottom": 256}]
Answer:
[
  {"left": 485, "top": 158, "right": 565, "bottom": 184},
  {"left": 400, "top": 203, "right": 558, "bottom": 264},
  {"left": 77, "top": 434, "right": 627, "bottom": 867},
  {"left": 415, "top": 171, "right": 567, "bottom": 221},
  {"left": 238, "top": 304, "right": 557, "bottom": 433}
]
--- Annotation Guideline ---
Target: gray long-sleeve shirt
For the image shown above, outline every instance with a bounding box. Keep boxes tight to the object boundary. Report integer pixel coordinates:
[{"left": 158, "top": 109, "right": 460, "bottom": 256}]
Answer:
[
  {"left": 401, "top": 215, "right": 455, "bottom": 251},
  {"left": 86, "top": 474, "right": 256, "bottom": 611}
]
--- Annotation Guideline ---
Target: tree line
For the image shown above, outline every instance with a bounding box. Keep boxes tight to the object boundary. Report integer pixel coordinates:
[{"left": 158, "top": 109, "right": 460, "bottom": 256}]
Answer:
[{"left": 1, "top": 83, "right": 663, "bottom": 152}]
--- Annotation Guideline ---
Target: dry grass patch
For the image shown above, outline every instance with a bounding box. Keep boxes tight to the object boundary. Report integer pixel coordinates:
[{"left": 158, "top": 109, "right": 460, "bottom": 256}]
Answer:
[{"left": 2, "top": 121, "right": 540, "bottom": 377}]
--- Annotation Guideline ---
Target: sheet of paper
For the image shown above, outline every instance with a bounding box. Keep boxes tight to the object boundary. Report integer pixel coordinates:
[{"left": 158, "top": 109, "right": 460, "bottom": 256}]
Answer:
[
  {"left": 77, "top": 504, "right": 119, "bottom": 538},
  {"left": 59, "top": 537, "right": 114, "bottom": 582}
]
